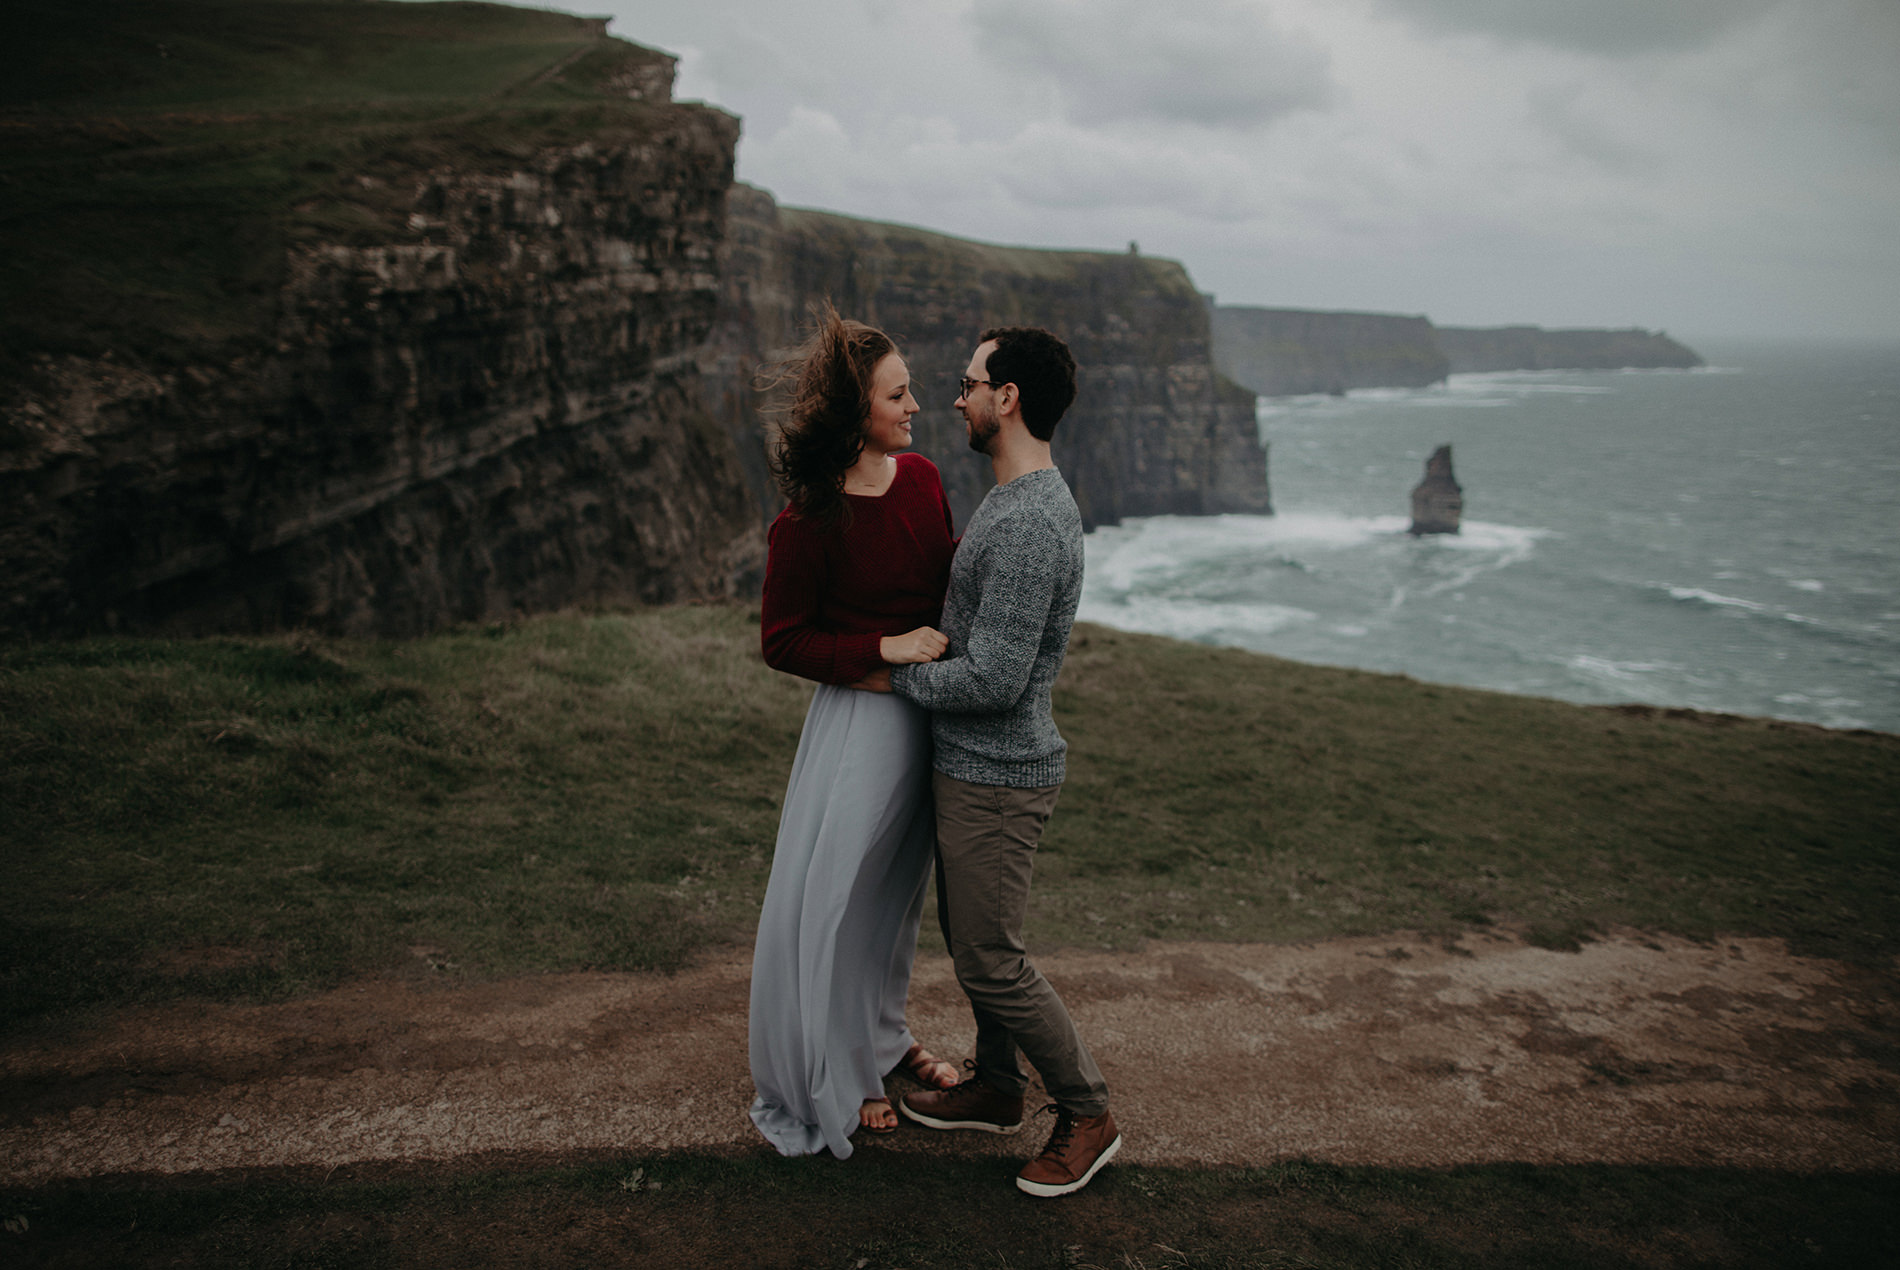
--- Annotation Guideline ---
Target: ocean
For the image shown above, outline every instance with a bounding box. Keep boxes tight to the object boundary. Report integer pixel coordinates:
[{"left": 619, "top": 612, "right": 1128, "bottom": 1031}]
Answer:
[{"left": 1078, "top": 340, "right": 1900, "bottom": 733}]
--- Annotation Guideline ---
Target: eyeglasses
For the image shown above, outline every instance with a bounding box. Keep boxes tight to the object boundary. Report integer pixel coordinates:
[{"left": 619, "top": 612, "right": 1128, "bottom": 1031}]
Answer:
[{"left": 958, "top": 377, "right": 997, "bottom": 398}]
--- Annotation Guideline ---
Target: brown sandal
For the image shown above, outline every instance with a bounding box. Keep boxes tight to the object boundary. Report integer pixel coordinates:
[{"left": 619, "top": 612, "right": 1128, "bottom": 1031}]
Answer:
[
  {"left": 859, "top": 1096, "right": 897, "bottom": 1135},
  {"left": 897, "top": 1042, "right": 960, "bottom": 1090}
]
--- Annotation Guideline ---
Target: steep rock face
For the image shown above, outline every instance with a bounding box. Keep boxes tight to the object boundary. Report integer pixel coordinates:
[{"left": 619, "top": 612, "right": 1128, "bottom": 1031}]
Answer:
[
  {"left": 1436, "top": 326, "right": 1703, "bottom": 373},
  {"left": 1, "top": 88, "right": 764, "bottom": 637},
  {"left": 1211, "top": 306, "right": 1448, "bottom": 397},
  {"left": 1409, "top": 445, "right": 1463, "bottom": 535},
  {"left": 708, "top": 188, "right": 1270, "bottom": 531}
]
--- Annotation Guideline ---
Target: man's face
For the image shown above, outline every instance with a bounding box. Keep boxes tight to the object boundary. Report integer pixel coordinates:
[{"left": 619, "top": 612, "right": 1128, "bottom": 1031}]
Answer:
[{"left": 958, "top": 341, "right": 1002, "bottom": 455}]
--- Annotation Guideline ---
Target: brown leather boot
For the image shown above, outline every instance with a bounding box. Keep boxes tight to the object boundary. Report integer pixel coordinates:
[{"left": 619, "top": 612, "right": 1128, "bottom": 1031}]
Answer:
[
  {"left": 899, "top": 1068, "right": 1025, "bottom": 1133},
  {"left": 1016, "top": 1105, "right": 1121, "bottom": 1197}
]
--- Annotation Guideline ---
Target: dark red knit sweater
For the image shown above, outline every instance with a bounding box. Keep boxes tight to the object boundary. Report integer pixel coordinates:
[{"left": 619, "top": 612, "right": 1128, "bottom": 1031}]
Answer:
[{"left": 760, "top": 452, "right": 957, "bottom": 685}]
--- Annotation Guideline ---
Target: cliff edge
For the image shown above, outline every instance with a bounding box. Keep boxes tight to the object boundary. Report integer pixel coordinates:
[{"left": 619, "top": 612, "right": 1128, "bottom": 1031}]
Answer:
[
  {"left": 1212, "top": 307, "right": 1448, "bottom": 397},
  {"left": 1435, "top": 326, "right": 1703, "bottom": 373},
  {"left": 1, "top": 3, "right": 770, "bottom": 637},
  {"left": 710, "top": 188, "right": 1270, "bottom": 532}
]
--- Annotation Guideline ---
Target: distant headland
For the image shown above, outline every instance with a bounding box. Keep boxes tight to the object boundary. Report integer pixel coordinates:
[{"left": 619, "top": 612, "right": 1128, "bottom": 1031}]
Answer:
[{"left": 1210, "top": 306, "right": 1703, "bottom": 398}]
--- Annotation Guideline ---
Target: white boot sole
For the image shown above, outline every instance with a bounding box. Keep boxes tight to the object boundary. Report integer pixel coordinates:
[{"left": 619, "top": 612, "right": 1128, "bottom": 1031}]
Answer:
[
  {"left": 1015, "top": 1132, "right": 1122, "bottom": 1197},
  {"left": 898, "top": 1102, "right": 1022, "bottom": 1133}
]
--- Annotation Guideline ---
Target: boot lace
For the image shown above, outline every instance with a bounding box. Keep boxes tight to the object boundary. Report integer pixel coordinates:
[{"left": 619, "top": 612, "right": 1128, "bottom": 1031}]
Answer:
[{"left": 1034, "top": 1103, "right": 1075, "bottom": 1154}]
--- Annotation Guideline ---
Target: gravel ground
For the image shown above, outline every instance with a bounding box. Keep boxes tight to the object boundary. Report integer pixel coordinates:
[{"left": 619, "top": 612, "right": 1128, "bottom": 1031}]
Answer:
[{"left": 4, "top": 930, "right": 1896, "bottom": 1184}]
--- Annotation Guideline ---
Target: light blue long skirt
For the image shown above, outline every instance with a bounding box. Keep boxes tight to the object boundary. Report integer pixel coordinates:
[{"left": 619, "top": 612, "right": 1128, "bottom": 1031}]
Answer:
[{"left": 747, "top": 683, "right": 937, "bottom": 1159}]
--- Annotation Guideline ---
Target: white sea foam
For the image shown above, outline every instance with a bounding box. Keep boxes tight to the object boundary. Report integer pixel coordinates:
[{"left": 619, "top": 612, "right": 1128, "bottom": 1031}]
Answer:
[
  {"left": 1663, "top": 586, "right": 1767, "bottom": 611},
  {"left": 1084, "top": 512, "right": 1404, "bottom": 590},
  {"left": 1404, "top": 394, "right": 1513, "bottom": 409},
  {"left": 1772, "top": 692, "right": 1872, "bottom": 730},
  {"left": 1442, "top": 373, "right": 1613, "bottom": 396},
  {"left": 1078, "top": 592, "right": 1316, "bottom": 642},
  {"left": 1086, "top": 512, "right": 1541, "bottom": 560},
  {"left": 1566, "top": 655, "right": 1678, "bottom": 683},
  {"left": 1083, "top": 514, "right": 1547, "bottom": 608},
  {"left": 1789, "top": 579, "right": 1825, "bottom": 592}
]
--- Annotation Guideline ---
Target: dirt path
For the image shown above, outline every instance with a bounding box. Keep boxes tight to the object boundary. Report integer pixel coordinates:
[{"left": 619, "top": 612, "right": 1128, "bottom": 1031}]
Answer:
[{"left": 4, "top": 930, "right": 1896, "bottom": 1184}]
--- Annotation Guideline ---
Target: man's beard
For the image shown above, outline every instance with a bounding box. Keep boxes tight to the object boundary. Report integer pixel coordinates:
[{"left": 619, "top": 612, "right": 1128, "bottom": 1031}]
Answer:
[{"left": 964, "top": 409, "right": 999, "bottom": 454}]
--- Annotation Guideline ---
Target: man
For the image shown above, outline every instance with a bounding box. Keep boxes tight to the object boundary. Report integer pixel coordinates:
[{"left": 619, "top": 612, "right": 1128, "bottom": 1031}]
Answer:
[{"left": 879, "top": 326, "right": 1120, "bottom": 1197}]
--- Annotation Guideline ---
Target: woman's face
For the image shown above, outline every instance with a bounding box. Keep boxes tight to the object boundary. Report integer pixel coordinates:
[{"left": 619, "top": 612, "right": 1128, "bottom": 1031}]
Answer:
[{"left": 862, "top": 352, "right": 919, "bottom": 456}]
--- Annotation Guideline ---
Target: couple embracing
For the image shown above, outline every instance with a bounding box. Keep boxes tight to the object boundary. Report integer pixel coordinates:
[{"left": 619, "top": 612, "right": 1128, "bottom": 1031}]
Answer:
[{"left": 747, "top": 311, "right": 1120, "bottom": 1197}]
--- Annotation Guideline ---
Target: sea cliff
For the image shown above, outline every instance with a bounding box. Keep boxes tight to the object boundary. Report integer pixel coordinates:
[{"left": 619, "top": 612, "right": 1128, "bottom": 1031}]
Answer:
[
  {"left": 1435, "top": 326, "right": 1703, "bottom": 373},
  {"left": 1212, "top": 306, "right": 1703, "bottom": 397},
  {"left": 1211, "top": 306, "right": 1448, "bottom": 397},
  {"left": 1, "top": 25, "right": 764, "bottom": 638},
  {"left": 0, "top": 4, "right": 1267, "bottom": 638},
  {"left": 710, "top": 187, "right": 1270, "bottom": 531}
]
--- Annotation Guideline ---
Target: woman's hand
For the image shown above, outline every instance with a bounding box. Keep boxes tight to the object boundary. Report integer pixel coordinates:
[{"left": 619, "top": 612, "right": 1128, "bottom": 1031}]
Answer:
[
  {"left": 880, "top": 626, "right": 947, "bottom": 665},
  {"left": 847, "top": 668, "right": 892, "bottom": 693}
]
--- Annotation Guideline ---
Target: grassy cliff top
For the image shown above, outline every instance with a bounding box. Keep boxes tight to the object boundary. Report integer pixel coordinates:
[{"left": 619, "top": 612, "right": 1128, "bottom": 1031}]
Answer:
[
  {"left": 4, "top": 0, "right": 633, "bottom": 115},
  {"left": 0, "top": 0, "right": 695, "bottom": 375},
  {"left": 778, "top": 204, "right": 1185, "bottom": 287},
  {"left": 5, "top": 604, "right": 1894, "bottom": 1031}
]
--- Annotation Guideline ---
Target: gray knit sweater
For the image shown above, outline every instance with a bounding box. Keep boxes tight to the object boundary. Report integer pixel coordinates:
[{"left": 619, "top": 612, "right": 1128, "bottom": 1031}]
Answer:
[{"left": 890, "top": 466, "right": 1083, "bottom": 788}]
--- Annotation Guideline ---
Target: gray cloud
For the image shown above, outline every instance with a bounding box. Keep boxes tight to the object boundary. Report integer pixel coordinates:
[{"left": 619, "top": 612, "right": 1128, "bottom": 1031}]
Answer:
[
  {"left": 605, "top": 0, "right": 1900, "bottom": 338},
  {"left": 968, "top": 0, "right": 1333, "bottom": 128},
  {"left": 1373, "top": 0, "right": 1783, "bottom": 56},
  {"left": 1526, "top": 85, "right": 1655, "bottom": 174}
]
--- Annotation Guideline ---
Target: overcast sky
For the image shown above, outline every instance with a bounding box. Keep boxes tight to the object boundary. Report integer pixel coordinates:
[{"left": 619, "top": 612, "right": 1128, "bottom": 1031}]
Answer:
[{"left": 593, "top": 0, "right": 1898, "bottom": 342}]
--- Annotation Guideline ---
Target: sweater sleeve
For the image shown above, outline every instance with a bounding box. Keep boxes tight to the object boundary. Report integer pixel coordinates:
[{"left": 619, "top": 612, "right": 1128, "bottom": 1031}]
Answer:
[
  {"left": 759, "top": 514, "right": 886, "bottom": 684},
  {"left": 891, "top": 509, "right": 1059, "bottom": 713}
]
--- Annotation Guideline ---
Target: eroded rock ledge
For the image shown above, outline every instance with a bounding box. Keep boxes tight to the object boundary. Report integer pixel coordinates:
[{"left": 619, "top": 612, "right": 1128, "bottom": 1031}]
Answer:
[
  {"left": 1, "top": 52, "right": 762, "bottom": 637},
  {"left": 1, "top": 23, "right": 1269, "bottom": 637},
  {"left": 709, "top": 186, "right": 1270, "bottom": 532}
]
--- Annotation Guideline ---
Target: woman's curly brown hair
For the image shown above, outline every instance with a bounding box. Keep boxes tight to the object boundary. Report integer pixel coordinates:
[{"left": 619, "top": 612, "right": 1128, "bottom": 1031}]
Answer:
[{"left": 765, "top": 305, "right": 897, "bottom": 529}]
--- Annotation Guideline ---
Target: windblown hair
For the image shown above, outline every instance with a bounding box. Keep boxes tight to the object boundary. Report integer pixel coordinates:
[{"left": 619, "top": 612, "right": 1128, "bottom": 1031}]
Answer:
[
  {"left": 767, "top": 306, "right": 897, "bottom": 528},
  {"left": 980, "top": 326, "right": 1077, "bottom": 441}
]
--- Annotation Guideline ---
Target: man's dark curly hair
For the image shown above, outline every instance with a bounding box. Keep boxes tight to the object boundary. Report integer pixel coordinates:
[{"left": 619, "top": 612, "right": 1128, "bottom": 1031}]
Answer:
[
  {"left": 980, "top": 326, "right": 1077, "bottom": 442},
  {"left": 766, "top": 305, "right": 897, "bottom": 528}
]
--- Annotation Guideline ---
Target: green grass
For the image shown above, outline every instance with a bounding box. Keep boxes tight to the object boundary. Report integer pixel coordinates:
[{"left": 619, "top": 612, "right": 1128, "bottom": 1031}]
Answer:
[
  {"left": 0, "top": 0, "right": 686, "bottom": 378},
  {"left": 2, "top": 1151, "right": 1894, "bottom": 1268},
  {"left": 1044, "top": 627, "right": 1900, "bottom": 960},
  {"left": 4, "top": 1, "right": 613, "bottom": 114},
  {"left": 0, "top": 608, "right": 804, "bottom": 1023},
  {"left": 3, "top": 605, "right": 1896, "bottom": 1032}
]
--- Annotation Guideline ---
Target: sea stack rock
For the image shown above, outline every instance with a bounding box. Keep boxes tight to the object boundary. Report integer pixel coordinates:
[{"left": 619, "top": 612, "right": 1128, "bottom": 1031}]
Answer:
[{"left": 1409, "top": 445, "right": 1463, "bottom": 535}]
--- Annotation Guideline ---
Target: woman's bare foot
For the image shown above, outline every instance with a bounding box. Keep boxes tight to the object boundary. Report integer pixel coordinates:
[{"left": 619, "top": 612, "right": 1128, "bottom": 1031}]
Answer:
[
  {"left": 859, "top": 1096, "right": 897, "bottom": 1134},
  {"left": 898, "top": 1042, "right": 961, "bottom": 1090}
]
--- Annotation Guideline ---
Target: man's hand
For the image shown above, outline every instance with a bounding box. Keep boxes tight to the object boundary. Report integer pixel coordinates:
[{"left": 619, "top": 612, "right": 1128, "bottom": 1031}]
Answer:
[
  {"left": 847, "top": 667, "right": 893, "bottom": 693},
  {"left": 879, "top": 626, "right": 947, "bottom": 665}
]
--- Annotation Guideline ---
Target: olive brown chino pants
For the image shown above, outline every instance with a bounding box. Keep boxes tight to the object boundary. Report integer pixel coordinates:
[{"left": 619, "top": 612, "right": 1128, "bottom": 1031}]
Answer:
[{"left": 931, "top": 771, "right": 1110, "bottom": 1117}]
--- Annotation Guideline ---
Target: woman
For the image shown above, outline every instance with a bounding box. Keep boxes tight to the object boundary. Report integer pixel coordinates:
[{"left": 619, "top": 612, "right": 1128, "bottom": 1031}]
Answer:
[{"left": 748, "top": 310, "right": 962, "bottom": 1157}]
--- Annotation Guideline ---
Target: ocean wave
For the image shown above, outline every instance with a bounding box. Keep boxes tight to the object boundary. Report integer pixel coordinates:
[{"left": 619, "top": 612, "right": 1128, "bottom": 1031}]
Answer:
[
  {"left": 1407, "top": 520, "right": 1548, "bottom": 597},
  {"left": 1662, "top": 585, "right": 1767, "bottom": 611},
  {"left": 1084, "top": 513, "right": 1402, "bottom": 592},
  {"left": 1423, "top": 519, "right": 1549, "bottom": 553},
  {"left": 1255, "top": 376, "right": 1612, "bottom": 418},
  {"left": 1642, "top": 584, "right": 1889, "bottom": 650},
  {"left": 1565, "top": 654, "right": 1680, "bottom": 683},
  {"left": 1442, "top": 373, "right": 1614, "bottom": 396},
  {"left": 1403, "top": 394, "right": 1514, "bottom": 408},
  {"left": 1084, "top": 513, "right": 1548, "bottom": 606},
  {"left": 1077, "top": 593, "right": 1316, "bottom": 643}
]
